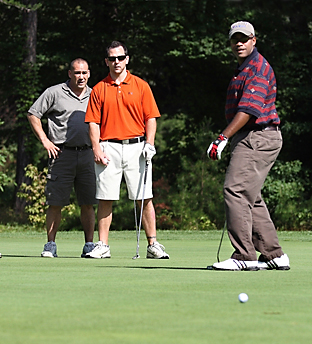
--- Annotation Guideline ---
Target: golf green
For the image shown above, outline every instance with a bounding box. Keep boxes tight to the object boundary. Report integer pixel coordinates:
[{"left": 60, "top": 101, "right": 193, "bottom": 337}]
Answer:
[{"left": 0, "top": 230, "right": 311, "bottom": 344}]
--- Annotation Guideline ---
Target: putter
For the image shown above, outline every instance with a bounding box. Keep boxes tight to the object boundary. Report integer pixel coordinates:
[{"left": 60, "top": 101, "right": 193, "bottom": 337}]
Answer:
[
  {"left": 132, "top": 161, "right": 149, "bottom": 260},
  {"left": 216, "top": 220, "right": 227, "bottom": 263}
]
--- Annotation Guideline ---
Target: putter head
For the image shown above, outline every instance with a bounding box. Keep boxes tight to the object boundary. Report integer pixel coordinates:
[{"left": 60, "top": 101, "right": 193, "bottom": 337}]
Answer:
[{"left": 132, "top": 254, "right": 140, "bottom": 260}]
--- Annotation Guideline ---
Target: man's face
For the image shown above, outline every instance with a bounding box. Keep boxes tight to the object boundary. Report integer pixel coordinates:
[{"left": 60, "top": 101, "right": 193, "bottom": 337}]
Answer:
[
  {"left": 105, "top": 46, "right": 129, "bottom": 75},
  {"left": 68, "top": 61, "right": 90, "bottom": 90},
  {"left": 230, "top": 33, "right": 256, "bottom": 65}
]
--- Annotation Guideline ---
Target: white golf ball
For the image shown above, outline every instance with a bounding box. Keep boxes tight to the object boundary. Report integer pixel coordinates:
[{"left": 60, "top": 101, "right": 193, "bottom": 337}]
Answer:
[
  {"left": 238, "top": 293, "right": 248, "bottom": 303},
  {"left": 103, "top": 158, "right": 109, "bottom": 164}
]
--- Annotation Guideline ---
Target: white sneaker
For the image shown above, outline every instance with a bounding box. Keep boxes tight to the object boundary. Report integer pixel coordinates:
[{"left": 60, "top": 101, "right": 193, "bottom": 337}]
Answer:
[
  {"left": 212, "top": 258, "right": 259, "bottom": 271},
  {"left": 41, "top": 241, "right": 57, "bottom": 258},
  {"left": 85, "top": 241, "right": 111, "bottom": 259},
  {"left": 146, "top": 241, "right": 169, "bottom": 259},
  {"left": 258, "top": 254, "right": 290, "bottom": 270},
  {"left": 81, "top": 242, "right": 95, "bottom": 258}
]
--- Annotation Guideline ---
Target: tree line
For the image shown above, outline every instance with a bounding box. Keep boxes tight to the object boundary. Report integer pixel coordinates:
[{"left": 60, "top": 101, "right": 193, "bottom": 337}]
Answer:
[{"left": 0, "top": 0, "right": 311, "bottom": 230}]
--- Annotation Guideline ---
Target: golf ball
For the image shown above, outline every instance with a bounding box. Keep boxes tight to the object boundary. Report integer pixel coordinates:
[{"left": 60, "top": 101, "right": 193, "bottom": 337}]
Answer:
[
  {"left": 103, "top": 158, "right": 109, "bottom": 165},
  {"left": 238, "top": 293, "right": 248, "bottom": 303}
]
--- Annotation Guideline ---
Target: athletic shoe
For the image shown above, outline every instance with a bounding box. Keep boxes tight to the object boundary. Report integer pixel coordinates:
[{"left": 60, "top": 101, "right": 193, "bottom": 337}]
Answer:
[
  {"left": 41, "top": 241, "right": 57, "bottom": 258},
  {"left": 212, "top": 258, "right": 259, "bottom": 271},
  {"left": 258, "top": 254, "right": 290, "bottom": 270},
  {"left": 85, "top": 241, "right": 111, "bottom": 259},
  {"left": 81, "top": 242, "right": 95, "bottom": 258},
  {"left": 146, "top": 241, "right": 170, "bottom": 259}
]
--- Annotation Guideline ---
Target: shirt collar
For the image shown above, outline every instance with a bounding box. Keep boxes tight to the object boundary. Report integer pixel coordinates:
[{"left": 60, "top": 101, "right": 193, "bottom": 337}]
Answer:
[
  {"left": 107, "top": 70, "right": 131, "bottom": 85},
  {"left": 238, "top": 47, "right": 258, "bottom": 71},
  {"left": 63, "top": 80, "right": 91, "bottom": 99}
]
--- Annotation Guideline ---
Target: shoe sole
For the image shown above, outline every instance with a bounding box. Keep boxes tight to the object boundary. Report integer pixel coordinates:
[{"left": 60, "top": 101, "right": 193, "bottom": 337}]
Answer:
[
  {"left": 41, "top": 253, "right": 57, "bottom": 258},
  {"left": 85, "top": 254, "right": 111, "bottom": 259},
  {"left": 212, "top": 266, "right": 259, "bottom": 271},
  {"left": 146, "top": 256, "right": 170, "bottom": 259},
  {"left": 261, "top": 264, "right": 290, "bottom": 270}
]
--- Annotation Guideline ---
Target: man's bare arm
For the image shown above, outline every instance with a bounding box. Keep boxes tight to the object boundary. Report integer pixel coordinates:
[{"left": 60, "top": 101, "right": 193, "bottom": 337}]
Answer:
[
  {"left": 27, "top": 113, "right": 60, "bottom": 159},
  {"left": 89, "top": 122, "right": 108, "bottom": 165}
]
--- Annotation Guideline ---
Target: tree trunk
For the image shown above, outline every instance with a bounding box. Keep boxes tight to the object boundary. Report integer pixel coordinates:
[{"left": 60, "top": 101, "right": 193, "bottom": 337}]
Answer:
[{"left": 14, "top": 1, "right": 37, "bottom": 213}]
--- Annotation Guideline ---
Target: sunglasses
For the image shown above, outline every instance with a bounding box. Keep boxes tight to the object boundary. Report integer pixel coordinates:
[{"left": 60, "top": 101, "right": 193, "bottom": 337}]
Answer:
[
  {"left": 107, "top": 55, "right": 127, "bottom": 62},
  {"left": 230, "top": 36, "right": 254, "bottom": 45}
]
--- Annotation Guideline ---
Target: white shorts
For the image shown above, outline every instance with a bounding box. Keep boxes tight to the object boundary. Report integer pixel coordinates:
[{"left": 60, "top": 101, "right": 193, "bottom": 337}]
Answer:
[{"left": 95, "top": 140, "right": 153, "bottom": 200}]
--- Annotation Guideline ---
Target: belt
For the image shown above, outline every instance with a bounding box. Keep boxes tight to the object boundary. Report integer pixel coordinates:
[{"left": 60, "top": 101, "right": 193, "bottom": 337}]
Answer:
[
  {"left": 262, "top": 126, "right": 280, "bottom": 131},
  {"left": 238, "top": 125, "right": 280, "bottom": 134},
  {"left": 104, "top": 136, "right": 145, "bottom": 144},
  {"left": 56, "top": 144, "right": 92, "bottom": 151}
]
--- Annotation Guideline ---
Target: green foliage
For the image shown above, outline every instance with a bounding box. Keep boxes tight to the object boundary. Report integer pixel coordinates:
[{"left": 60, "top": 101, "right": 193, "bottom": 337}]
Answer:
[
  {"left": 263, "top": 160, "right": 312, "bottom": 230},
  {"left": 0, "top": 120, "right": 15, "bottom": 192},
  {"left": 110, "top": 184, "right": 136, "bottom": 231},
  {"left": 14, "top": 62, "right": 41, "bottom": 155},
  {"left": 17, "top": 164, "right": 80, "bottom": 229},
  {"left": 0, "top": 148, "right": 15, "bottom": 192},
  {"left": 153, "top": 117, "right": 228, "bottom": 230},
  {"left": 153, "top": 157, "right": 225, "bottom": 230},
  {"left": 0, "top": 0, "right": 41, "bottom": 12},
  {"left": 17, "top": 164, "right": 48, "bottom": 228}
]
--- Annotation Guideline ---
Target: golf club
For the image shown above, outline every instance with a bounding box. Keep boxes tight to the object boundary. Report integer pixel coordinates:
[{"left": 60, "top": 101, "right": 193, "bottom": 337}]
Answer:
[
  {"left": 132, "top": 161, "right": 149, "bottom": 260},
  {"left": 216, "top": 220, "right": 227, "bottom": 263},
  {"left": 133, "top": 199, "right": 138, "bottom": 255}
]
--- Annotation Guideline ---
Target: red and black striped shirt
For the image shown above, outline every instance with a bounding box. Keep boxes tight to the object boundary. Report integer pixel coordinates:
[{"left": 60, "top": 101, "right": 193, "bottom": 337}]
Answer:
[{"left": 225, "top": 47, "right": 280, "bottom": 129}]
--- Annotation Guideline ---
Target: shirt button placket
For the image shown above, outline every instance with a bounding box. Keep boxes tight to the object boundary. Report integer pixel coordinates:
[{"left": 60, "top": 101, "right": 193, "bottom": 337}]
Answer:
[{"left": 117, "top": 85, "right": 122, "bottom": 99}]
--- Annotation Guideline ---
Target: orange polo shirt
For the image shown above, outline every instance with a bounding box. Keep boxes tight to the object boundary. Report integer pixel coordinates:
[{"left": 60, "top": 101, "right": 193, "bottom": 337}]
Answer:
[{"left": 85, "top": 71, "right": 161, "bottom": 141}]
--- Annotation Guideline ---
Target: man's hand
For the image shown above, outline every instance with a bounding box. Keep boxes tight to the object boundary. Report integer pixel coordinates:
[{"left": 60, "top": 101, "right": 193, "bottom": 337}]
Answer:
[
  {"left": 207, "top": 134, "right": 228, "bottom": 160},
  {"left": 142, "top": 142, "right": 156, "bottom": 163},
  {"left": 27, "top": 114, "right": 61, "bottom": 159},
  {"left": 42, "top": 137, "right": 61, "bottom": 159},
  {"left": 93, "top": 145, "right": 109, "bottom": 165}
]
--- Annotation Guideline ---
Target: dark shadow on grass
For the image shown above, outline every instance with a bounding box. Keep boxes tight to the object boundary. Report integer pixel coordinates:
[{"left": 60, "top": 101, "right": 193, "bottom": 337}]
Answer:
[
  {"left": 98, "top": 265, "right": 208, "bottom": 271},
  {"left": 2, "top": 255, "right": 83, "bottom": 259},
  {"left": 1, "top": 256, "right": 214, "bottom": 270},
  {"left": 2, "top": 255, "right": 42, "bottom": 258}
]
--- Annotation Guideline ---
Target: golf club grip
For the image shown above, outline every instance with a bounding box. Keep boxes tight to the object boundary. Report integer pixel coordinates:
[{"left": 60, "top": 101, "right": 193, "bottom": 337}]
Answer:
[{"left": 144, "top": 162, "right": 148, "bottom": 184}]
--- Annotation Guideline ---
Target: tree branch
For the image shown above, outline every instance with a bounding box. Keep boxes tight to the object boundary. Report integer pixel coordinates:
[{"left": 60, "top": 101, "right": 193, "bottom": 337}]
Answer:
[{"left": 0, "top": 0, "right": 41, "bottom": 12}]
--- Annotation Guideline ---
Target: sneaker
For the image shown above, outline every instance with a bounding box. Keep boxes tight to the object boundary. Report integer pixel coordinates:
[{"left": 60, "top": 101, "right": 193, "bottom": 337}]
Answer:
[
  {"left": 81, "top": 242, "right": 95, "bottom": 258},
  {"left": 146, "top": 241, "right": 169, "bottom": 259},
  {"left": 85, "top": 241, "right": 111, "bottom": 259},
  {"left": 212, "top": 258, "right": 259, "bottom": 271},
  {"left": 41, "top": 241, "right": 57, "bottom": 258},
  {"left": 258, "top": 254, "right": 290, "bottom": 270}
]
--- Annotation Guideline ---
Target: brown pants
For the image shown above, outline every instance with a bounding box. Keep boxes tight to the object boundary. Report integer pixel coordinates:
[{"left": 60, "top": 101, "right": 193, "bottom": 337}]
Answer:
[{"left": 224, "top": 129, "right": 284, "bottom": 261}]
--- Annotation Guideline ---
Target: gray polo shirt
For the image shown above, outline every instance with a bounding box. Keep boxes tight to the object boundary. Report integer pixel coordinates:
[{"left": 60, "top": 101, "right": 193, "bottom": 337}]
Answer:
[{"left": 28, "top": 81, "right": 92, "bottom": 146}]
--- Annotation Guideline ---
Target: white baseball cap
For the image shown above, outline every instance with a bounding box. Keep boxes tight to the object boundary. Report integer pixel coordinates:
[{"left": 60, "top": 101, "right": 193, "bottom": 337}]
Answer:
[{"left": 229, "top": 21, "right": 255, "bottom": 39}]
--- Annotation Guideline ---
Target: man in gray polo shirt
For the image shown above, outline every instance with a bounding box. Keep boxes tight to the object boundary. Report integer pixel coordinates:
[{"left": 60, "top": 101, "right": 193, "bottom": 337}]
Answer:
[{"left": 27, "top": 58, "right": 97, "bottom": 258}]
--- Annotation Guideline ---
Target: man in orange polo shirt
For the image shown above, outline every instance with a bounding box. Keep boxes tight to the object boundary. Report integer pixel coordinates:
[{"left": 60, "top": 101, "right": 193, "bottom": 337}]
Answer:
[{"left": 85, "top": 41, "right": 169, "bottom": 259}]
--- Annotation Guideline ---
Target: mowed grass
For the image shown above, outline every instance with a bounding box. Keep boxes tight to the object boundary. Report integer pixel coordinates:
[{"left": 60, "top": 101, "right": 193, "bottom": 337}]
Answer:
[{"left": 0, "top": 230, "right": 312, "bottom": 344}]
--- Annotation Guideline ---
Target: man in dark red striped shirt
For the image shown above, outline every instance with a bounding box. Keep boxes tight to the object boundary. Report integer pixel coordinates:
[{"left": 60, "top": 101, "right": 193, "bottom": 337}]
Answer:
[{"left": 207, "top": 21, "right": 290, "bottom": 271}]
